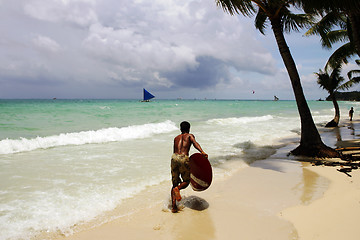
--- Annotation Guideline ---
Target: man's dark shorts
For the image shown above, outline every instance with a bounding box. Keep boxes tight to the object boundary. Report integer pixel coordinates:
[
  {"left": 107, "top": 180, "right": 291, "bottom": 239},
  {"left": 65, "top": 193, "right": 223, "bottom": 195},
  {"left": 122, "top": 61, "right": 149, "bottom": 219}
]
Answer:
[{"left": 171, "top": 153, "right": 190, "bottom": 186}]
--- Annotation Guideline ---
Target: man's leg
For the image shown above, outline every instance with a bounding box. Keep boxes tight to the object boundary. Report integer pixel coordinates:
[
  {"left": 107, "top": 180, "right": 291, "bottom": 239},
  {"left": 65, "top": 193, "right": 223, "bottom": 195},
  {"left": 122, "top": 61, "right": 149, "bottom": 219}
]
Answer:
[
  {"left": 171, "top": 181, "right": 189, "bottom": 213},
  {"left": 172, "top": 181, "right": 189, "bottom": 202},
  {"left": 171, "top": 187, "right": 178, "bottom": 213},
  {"left": 178, "top": 181, "right": 189, "bottom": 191}
]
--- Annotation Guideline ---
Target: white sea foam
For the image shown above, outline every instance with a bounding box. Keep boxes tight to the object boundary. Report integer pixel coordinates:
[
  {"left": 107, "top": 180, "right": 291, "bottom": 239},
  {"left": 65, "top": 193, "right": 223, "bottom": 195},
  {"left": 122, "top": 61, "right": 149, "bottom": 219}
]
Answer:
[
  {"left": 206, "top": 115, "right": 273, "bottom": 125},
  {"left": 0, "top": 120, "right": 177, "bottom": 154},
  {"left": 0, "top": 178, "right": 167, "bottom": 240}
]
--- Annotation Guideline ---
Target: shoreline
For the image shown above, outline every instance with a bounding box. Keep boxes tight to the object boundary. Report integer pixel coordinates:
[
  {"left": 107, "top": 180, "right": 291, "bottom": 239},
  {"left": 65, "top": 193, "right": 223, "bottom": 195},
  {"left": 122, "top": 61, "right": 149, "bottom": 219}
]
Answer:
[
  {"left": 51, "top": 120, "right": 360, "bottom": 240},
  {"left": 55, "top": 158, "right": 305, "bottom": 240}
]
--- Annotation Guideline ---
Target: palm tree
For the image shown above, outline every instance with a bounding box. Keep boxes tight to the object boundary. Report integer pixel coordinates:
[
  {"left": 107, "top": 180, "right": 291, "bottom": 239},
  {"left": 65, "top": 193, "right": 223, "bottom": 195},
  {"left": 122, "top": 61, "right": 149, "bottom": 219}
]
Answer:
[
  {"left": 299, "top": 0, "right": 360, "bottom": 60},
  {"left": 316, "top": 65, "right": 344, "bottom": 127},
  {"left": 216, "top": 0, "right": 339, "bottom": 157},
  {"left": 305, "top": 11, "right": 357, "bottom": 70},
  {"left": 317, "top": 61, "right": 360, "bottom": 127}
]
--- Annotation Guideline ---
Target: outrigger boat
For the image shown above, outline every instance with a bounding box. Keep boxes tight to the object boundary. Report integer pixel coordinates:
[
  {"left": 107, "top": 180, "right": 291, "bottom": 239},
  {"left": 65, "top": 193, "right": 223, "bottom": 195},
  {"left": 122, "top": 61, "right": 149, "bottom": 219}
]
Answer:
[{"left": 141, "top": 88, "right": 155, "bottom": 102}]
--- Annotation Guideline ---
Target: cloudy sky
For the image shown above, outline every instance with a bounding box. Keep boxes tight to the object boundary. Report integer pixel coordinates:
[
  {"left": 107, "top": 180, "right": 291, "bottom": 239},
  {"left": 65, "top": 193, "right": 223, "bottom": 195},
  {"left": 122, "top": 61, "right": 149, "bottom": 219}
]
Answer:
[{"left": 0, "top": 0, "right": 358, "bottom": 100}]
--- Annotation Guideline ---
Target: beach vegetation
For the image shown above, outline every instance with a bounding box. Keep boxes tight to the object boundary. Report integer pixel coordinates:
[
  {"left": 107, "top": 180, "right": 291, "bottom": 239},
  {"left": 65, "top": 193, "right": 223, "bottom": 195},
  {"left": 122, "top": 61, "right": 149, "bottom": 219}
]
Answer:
[
  {"left": 305, "top": 1, "right": 360, "bottom": 127},
  {"left": 315, "top": 65, "right": 345, "bottom": 127},
  {"left": 326, "top": 91, "right": 360, "bottom": 101},
  {"left": 303, "top": 6, "right": 360, "bottom": 70},
  {"left": 347, "top": 59, "right": 360, "bottom": 83},
  {"left": 215, "top": 0, "right": 340, "bottom": 158},
  {"left": 305, "top": 12, "right": 355, "bottom": 71},
  {"left": 297, "top": 0, "right": 360, "bottom": 60},
  {"left": 299, "top": 0, "right": 360, "bottom": 63}
]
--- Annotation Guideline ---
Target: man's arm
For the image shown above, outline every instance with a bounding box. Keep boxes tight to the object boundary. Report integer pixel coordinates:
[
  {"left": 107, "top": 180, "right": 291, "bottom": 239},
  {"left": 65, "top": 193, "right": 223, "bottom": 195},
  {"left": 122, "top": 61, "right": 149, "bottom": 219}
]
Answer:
[{"left": 190, "top": 134, "right": 208, "bottom": 158}]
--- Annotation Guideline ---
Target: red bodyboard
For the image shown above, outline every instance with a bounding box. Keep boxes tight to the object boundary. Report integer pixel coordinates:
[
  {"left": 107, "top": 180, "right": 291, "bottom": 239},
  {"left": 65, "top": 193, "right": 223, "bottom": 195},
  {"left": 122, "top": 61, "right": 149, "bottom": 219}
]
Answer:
[{"left": 189, "top": 153, "right": 212, "bottom": 191}]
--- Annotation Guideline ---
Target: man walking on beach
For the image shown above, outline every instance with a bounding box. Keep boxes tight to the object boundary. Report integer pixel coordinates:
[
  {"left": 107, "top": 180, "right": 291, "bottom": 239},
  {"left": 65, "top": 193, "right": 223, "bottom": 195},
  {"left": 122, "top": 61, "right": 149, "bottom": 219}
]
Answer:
[
  {"left": 349, "top": 107, "right": 354, "bottom": 121},
  {"left": 171, "top": 121, "right": 208, "bottom": 213}
]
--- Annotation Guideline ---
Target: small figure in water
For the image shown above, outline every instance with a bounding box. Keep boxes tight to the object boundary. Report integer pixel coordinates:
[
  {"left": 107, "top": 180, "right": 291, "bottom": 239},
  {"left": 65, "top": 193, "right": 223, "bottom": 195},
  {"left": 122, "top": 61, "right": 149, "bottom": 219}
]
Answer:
[
  {"left": 349, "top": 107, "right": 354, "bottom": 121},
  {"left": 170, "top": 121, "right": 207, "bottom": 213}
]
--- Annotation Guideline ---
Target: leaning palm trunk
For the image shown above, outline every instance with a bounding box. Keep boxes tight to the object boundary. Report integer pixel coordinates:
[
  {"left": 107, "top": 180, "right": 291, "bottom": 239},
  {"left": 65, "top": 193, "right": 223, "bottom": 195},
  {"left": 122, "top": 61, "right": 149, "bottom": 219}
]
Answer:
[
  {"left": 348, "top": 12, "right": 360, "bottom": 58},
  {"left": 270, "top": 17, "right": 339, "bottom": 157},
  {"left": 325, "top": 92, "right": 340, "bottom": 127}
]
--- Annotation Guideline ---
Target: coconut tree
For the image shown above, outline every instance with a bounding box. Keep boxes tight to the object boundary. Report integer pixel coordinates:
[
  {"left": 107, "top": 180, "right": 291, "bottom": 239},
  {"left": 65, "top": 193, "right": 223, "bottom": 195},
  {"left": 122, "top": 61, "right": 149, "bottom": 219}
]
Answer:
[
  {"left": 316, "top": 65, "right": 344, "bottom": 127},
  {"left": 305, "top": 11, "right": 357, "bottom": 70},
  {"left": 299, "top": 0, "right": 360, "bottom": 60},
  {"left": 216, "top": 0, "right": 339, "bottom": 157},
  {"left": 317, "top": 61, "right": 360, "bottom": 127}
]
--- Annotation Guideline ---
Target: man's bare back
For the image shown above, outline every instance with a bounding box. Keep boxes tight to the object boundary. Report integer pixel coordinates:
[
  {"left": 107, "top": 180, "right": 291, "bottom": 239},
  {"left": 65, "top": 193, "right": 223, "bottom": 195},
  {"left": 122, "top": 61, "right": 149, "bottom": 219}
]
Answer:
[
  {"left": 173, "top": 133, "right": 207, "bottom": 157},
  {"left": 173, "top": 133, "right": 192, "bottom": 156}
]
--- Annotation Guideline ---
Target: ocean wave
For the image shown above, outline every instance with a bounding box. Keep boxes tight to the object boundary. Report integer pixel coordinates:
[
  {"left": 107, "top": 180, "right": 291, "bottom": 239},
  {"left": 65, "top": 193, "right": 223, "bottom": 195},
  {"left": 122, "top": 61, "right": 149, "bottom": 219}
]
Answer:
[
  {"left": 207, "top": 115, "right": 273, "bottom": 125},
  {"left": 0, "top": 120, "right": 177, "bottom": 155}
]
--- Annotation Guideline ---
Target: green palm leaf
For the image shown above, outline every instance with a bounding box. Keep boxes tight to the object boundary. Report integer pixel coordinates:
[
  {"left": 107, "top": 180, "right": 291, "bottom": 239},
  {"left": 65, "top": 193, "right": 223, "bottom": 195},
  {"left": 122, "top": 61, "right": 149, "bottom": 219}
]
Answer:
[
  {"left": 326, "top": 42, "right": 356, "bottom": 70},
  {"left": 255, "top": 8, "right": 268, "bottom": 34},
  {"left": 323, "top": 30, "right": 349, "bottom": 49},
  {"left": 216, "top": 0, "right": 255, "bottom": 16},
  {"left": 283, "top": 13, "right": 312, "bottom": 33},
  {"left": 347, "top": 59, "right": 360, "bottom": 80}
]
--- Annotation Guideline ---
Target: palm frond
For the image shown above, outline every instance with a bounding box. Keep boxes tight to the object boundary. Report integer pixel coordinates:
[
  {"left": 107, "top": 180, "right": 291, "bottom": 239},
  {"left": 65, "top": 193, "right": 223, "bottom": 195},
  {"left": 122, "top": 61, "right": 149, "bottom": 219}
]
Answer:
[
  {"left": 321, "top": 30, "right": 349, "bottom": 49},
  {"left": 283, "top": 13, "right": 312, "bottom": 33},
  {"left": 346, "top": 59, "right": 360, "bottom": 83},
  {"left": 346, "top": 17, "right": 354, "bottom": 43},
  {"left": 325, "top": 42, "right": 356, "bottom": 70},
  {"left": 255, "top": 8, "right": 268, "bottom": 35},
  {"left": 316, "top": 69, "right": 332, "bottom": 92},
  {"left": 338, "top": 77, "right": 360, "bottom": 90},
  {"left": 216, "top": 0, "right": 255, "bottom": 17},
  {"left": 330, "top": 66, "right": 344, "bottom": 87},
  {"left": 299, "top": 0, "right": 360, "bottom": 14},
  {"left": 316, "top": 64, "right": 347, "bottom": 93},
  {"left": 325, "top": 30, "right": 349, "bottom": 43},
  {"left": 305, "top": 12, "right": 344, "bottom": 37},
  {"left": 348, "top": 69, "right": 360, "bottom": 79}
]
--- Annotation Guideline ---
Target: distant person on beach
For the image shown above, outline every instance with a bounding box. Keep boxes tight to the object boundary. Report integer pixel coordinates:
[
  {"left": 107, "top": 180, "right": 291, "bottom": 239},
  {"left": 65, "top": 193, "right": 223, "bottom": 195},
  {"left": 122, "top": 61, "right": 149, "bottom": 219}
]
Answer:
[
  {"left": 171, "top": 121, "right": 208, "bottom": 213},
  {"left": 349, "top": 107, "right": 354, "bottom": 121}
]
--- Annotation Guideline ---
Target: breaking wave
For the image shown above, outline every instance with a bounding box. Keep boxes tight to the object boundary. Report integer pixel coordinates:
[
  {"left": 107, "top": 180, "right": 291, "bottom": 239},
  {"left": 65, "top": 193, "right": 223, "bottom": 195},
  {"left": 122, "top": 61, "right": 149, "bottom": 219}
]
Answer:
[
  {"left": 207, "top": 115, "right": 273, "bottom": 125},
  {"left": 0, "top": 120, "right": 177, "bottom": 155}
]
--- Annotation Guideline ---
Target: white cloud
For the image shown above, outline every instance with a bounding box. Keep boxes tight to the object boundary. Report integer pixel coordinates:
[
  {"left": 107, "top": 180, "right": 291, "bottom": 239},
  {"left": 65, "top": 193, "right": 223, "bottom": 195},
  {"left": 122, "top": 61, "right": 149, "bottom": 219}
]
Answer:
[
  {"left": 78, "top": 0, "right": 277, "bottom": 88},
  {"left": 33, "top": 35, "right": 61, "bottom": 52},
  {"left": 82, "top": 23, "right": 198, "bottom": 73},
  {"left": 24, "top": 0, "right": 98, "bottom": 27}
]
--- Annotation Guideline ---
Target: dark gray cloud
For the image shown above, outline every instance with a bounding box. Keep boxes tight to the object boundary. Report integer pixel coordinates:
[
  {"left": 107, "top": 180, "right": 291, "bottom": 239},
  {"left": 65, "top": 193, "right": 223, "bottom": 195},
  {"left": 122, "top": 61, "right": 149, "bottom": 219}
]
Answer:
[{"left": 163, "top": 56, "right": 229, "bottom": 89}]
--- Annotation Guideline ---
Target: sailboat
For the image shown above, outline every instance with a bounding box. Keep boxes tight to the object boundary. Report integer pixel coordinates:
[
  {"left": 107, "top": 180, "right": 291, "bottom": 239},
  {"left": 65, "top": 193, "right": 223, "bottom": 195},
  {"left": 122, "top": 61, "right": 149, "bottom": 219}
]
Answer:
[{"left": 142, "top": 88, "right": 155, "bottom": 102}]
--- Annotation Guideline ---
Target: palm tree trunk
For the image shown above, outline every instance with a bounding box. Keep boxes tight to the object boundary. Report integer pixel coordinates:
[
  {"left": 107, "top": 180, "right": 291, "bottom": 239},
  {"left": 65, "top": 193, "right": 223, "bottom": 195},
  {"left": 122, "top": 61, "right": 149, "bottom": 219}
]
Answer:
[
  {"left": 332, "top": 93, "right": 340, "bottom": 124},
  {"left": 348, "top": 12, "right": 360, "bottom": 58},
  {"left": 270, "top": 17, "right": 339, "bottom": 157},
  {"left": 325, "top": 92, "right": 340, "bottom": 127}
]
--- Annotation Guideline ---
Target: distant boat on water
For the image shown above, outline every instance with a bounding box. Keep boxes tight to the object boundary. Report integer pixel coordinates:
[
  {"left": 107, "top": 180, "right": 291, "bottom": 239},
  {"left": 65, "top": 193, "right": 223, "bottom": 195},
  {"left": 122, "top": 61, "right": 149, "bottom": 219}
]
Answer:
[{"left": 142, "top": 88, "right": 155, "bottom": 102}]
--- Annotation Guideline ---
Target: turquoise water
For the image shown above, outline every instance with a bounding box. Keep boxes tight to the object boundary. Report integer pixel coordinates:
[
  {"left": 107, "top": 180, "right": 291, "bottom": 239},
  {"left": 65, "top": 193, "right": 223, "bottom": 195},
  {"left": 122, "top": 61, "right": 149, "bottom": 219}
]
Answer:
[
  {"left": 0, "top": 99, "right": 305, "bottom": 140},
  {"left": 0, "top": 99, "right": 357, "bottom": 239}
]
